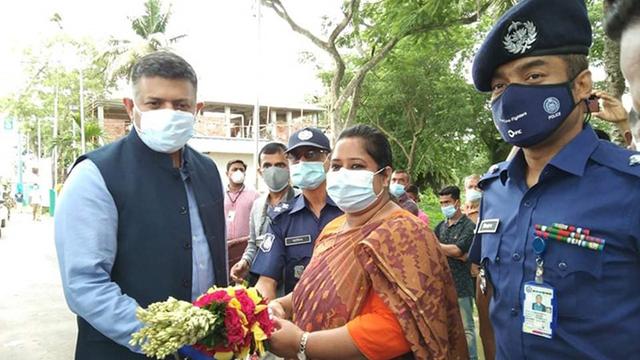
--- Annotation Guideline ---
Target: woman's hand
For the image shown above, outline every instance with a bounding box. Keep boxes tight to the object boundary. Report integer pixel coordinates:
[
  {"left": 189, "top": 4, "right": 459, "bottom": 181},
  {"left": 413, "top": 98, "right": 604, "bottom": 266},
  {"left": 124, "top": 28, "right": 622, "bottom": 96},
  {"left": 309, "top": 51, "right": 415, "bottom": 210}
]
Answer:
[
  {"left": 268, "top": 299, "right": 287, "bottom": 319},
  {"left": 268, "top": 317, "right": 305, "bottom": 359}
]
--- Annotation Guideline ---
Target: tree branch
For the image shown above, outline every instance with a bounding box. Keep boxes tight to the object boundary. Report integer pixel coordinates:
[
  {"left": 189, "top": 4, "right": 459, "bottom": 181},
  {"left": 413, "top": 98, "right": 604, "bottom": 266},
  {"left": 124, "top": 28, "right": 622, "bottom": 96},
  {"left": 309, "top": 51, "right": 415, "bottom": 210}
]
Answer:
[
  {"left": 328, "top": 0, "right": 359, "bottom": 44},
  {"left": 344, "top": 75, "right": 364, "bottom": 129},
  {"left": 261, "top": 0, "right": 331, "bottom": 52},
  {"left": 261, "top": 0, "right": 346, "bottom": 103},
  {"left": 373, "top": 117, "right": 410, "bottom": 162}
]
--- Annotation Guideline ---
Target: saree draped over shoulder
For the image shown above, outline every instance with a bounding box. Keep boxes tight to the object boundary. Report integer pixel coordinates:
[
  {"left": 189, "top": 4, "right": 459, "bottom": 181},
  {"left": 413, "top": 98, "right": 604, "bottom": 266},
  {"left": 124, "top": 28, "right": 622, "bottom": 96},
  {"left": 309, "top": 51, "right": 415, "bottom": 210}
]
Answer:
[{"left": 292, "top": 210, "right": 468, "bottom": 360}]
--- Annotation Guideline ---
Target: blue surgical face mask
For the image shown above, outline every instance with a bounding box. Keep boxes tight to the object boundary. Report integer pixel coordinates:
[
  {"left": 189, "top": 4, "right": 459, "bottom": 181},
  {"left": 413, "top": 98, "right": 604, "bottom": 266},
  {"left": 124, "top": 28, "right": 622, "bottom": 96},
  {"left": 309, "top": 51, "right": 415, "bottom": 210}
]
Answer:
[
  {"left": 491, "top": 82, "right": 578, "bottom": 148},
  {"left": 441, "top": 204, "right": 457, "bottom": 219},
  {"left": 389, "top": 183, "right": 406, "bottom": 198},
  {"left": 290, "top": 161, "right": 326, "bottom": 190},
  {"left": 326, "top": 168, "right": 384, "bottom": 213}
]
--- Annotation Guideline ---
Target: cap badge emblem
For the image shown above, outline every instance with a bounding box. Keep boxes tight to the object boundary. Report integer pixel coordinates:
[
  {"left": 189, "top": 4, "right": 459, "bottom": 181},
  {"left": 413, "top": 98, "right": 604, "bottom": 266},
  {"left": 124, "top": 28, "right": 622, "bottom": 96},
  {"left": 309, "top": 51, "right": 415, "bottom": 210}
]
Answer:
[
  {"left": 298, "top": 130, "right": 313, "bottom": 141},
  {"left": 503, "top": 21, "right": 537, "bottom": 55}
]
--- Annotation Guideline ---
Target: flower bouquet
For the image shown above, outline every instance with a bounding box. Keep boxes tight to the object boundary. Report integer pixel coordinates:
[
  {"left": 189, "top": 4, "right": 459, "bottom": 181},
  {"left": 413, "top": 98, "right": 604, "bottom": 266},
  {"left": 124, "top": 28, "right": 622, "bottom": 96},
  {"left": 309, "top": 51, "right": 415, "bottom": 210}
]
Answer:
[{"left": 130, "top": 285, "right": 274, "bottom": 360}]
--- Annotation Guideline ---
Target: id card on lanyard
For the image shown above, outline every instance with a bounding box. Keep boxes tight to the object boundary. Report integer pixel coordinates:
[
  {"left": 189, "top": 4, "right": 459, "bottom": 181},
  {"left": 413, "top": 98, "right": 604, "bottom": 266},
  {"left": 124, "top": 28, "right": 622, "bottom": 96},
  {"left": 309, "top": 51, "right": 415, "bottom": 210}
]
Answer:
[
  {"left": 522, "top": 236, "right": 557, "bottom": 339},
  {"left": 522, "top": 282, "right": 557, "bottom": 339}
]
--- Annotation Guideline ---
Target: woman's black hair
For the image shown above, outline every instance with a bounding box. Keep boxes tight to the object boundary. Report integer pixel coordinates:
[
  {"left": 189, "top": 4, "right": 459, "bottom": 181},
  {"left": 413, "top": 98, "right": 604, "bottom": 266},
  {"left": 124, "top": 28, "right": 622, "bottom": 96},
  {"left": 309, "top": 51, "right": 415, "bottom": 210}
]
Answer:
[{"left": 337, "top": 124, "right": 393, "bottom": 169}]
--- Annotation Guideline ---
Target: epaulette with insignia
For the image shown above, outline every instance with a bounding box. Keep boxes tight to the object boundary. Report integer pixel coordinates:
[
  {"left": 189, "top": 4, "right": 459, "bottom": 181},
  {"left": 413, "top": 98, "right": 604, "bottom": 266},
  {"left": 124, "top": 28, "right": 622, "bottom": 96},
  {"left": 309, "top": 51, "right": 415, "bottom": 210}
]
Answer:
[
  {"left": 591, "top": 141, "right": 640, "bottom": 178},
  {"left": 267, "top": 196, "right": 297, "bottom": 220},
  {"left": 479, "top": 161, "right": 509, "bottom": 189}
]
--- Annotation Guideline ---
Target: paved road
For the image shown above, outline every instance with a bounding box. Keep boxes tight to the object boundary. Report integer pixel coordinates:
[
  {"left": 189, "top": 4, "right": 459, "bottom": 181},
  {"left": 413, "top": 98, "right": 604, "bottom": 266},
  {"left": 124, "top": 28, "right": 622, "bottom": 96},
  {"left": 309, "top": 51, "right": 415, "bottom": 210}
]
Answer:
[{"left": 0, "top": 210, "right": 76, "bottom": 359}]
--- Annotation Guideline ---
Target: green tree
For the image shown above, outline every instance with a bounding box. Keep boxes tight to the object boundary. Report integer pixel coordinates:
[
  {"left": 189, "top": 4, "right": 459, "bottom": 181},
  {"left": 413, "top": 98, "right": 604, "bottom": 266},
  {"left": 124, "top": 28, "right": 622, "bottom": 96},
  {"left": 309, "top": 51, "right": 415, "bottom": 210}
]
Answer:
[
  {"left": 102, "top": 0, "right": 186, "bottom": 82},
  {"left": 261, "top": 0, "right": 507, "bottom": 139},
  {"left": 1, "top": 35, "right": 111, "bottom": 183}
]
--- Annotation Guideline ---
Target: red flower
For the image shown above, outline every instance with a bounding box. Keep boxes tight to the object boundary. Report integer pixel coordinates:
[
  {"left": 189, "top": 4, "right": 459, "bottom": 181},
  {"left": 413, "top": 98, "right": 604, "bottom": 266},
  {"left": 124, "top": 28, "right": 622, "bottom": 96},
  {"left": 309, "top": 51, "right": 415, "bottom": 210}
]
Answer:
[
  {"left": 234, "top": 289, "right": 256, "bottom": 324},
  {"left": 255, "top": 306, "right": 274, "bottom": 336},
  {"left": 224, "top": 307, "right": 246, "bottom": 346},
  {"left": 193, "top": 290, "right": 231, "bottom": 308}
]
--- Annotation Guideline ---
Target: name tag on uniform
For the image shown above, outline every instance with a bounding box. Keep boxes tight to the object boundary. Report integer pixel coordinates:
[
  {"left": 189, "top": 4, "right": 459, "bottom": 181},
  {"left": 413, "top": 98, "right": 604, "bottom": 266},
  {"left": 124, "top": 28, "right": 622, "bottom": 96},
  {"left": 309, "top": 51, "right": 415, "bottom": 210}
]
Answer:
[
  {"left": 522, "top": 282, "right": 557, "bottom": 339},
  {"left": 285, "top": 235, "right": 311, "bottom": 247},
  {"left": 477, "top": 219, "right": 500, "bottom": 234}
]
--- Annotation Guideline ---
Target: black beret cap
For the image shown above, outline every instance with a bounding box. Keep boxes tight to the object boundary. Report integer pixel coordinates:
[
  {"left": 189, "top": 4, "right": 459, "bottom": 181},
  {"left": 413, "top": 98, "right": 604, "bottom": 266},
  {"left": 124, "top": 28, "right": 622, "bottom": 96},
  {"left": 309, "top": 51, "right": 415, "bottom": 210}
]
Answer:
[{"left": 472, "top": 0, "right": 592, "bottom": 92}]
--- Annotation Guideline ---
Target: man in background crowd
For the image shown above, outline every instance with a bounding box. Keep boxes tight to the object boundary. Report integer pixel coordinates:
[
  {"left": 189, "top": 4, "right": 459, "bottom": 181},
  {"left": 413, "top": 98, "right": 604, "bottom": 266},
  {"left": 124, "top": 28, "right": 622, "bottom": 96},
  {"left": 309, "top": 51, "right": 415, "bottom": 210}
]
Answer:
[
  {"left": 434, "top": 186, "right": 478, "bottom": 360},
  {"left": 230, "top": 142, "right": 297, "bottom": 284},
  {"left": 224, "top": 159, "right": 259, "bottom": 240},
  {"left": 605, "top": 0, "right": 640, "bottom": 147},
  {"left": 405, "top": 184, "right": 430, "bottom": 226},
  {"left": 389, "top": 169, "right": 419, "bottom": 216},
  {"left": 463, "top": 174, "right": 481, "bottom": 224}
]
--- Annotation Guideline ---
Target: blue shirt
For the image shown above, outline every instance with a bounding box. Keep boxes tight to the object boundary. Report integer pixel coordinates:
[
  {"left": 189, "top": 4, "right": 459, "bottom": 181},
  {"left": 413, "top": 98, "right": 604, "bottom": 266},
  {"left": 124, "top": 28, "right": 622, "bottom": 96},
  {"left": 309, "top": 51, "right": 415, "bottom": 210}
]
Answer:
[
  {"left": 250, "top": 193, "right": 342, "bottom": 294},
  {"left": 55, "top": 159, "right": 215, "bottom": 351},
  {"left": 469, "top": 125, "right": 640, "bottom": 359}
]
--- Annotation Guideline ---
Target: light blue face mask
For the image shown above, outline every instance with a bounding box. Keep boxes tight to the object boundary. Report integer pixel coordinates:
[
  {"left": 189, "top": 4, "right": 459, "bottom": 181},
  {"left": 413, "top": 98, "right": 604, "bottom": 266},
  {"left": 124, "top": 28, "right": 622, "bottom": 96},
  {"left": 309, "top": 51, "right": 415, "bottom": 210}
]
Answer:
[
  {"left": 326, "top": 168, "right": 385, "bottom": 213},
  {"left": 290, "top": 161, "right": 326, "bottom": 190},
  {"left": 441, "top": 204, "right": 457, "bottom": 219},
  {"left": 466, "top": 189, "right": 483, "bottom": 202},
  {"left": 389, "top": 183, "right": 406, "bottom": 198}
]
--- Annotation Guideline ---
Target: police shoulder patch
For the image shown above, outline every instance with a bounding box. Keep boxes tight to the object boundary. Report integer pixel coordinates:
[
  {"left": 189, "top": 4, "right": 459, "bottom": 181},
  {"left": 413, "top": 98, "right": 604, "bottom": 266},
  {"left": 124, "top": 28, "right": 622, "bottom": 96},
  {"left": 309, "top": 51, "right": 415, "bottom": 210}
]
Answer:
[{"left": 259, "top": 233, "right": 275, "bottom": 253}]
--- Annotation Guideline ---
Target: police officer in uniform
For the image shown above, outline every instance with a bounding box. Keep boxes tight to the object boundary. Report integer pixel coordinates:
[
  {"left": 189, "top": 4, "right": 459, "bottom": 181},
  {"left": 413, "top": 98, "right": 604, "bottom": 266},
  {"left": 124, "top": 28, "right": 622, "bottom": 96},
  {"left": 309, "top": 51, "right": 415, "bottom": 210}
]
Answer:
[
  {"left": 251, "top": 128, "right": 343, "bottom": 300},
  {"left": 469, "top": 0, "right": 640, "bottom": 358}
]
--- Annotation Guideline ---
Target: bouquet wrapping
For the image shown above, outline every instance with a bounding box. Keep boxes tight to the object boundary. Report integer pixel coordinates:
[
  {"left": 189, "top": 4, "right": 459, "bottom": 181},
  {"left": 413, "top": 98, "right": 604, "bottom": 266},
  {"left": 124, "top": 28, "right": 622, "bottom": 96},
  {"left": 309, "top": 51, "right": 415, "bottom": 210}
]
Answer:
[{"left": 130, "top": 285, "right": 274, "bottom": 360}]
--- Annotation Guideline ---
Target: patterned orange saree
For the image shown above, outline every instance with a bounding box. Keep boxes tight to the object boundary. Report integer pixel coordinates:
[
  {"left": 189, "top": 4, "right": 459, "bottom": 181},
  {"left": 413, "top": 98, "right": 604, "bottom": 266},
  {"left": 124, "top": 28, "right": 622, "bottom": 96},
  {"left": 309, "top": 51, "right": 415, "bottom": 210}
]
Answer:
[{"left": 292, "top": 210, "right": 468, "bottom": 359}]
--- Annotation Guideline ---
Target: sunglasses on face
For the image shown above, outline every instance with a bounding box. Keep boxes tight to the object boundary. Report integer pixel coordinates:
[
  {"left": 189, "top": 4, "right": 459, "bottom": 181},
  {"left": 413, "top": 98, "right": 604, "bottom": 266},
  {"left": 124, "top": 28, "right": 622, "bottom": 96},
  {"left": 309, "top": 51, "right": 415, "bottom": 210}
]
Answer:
[{"left": 286, "top": 149, "right": 328, "bottom": 163}]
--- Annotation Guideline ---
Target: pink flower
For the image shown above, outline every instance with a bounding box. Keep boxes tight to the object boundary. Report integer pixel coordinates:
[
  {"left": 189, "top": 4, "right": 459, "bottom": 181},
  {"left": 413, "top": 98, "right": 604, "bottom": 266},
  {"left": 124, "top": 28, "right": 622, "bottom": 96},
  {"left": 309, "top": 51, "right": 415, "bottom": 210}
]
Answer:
[
  {"left": 193, "top": 290, "right": 231, "bottom": 308},
  {"left": 255, "top": 307, "right": 274, "bottom": 336},
  {"left": 224, "top": 307, "right": 246, "bottom": 346},
  {"left": 234, "top": 289, "right": 256, "bottom": 324}
]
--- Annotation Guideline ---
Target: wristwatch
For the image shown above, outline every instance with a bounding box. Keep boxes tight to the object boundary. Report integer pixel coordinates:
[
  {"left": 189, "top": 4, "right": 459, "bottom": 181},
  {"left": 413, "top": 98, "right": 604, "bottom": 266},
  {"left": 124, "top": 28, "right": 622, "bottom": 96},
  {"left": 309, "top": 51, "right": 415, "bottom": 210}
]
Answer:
[{"left": 297, "top": 331, "right": 310, "bottom": 360}]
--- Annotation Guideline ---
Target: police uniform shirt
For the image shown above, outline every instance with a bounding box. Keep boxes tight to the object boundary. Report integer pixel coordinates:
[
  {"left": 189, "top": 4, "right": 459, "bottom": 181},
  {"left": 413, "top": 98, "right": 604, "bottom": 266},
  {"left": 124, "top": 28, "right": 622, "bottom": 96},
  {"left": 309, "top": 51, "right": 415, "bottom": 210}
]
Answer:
[
  {"left": 469, "top": 124, "right": 640, "bottom": 359},
  {"left": 251, "top": 193, "right": 343, "bottom": 294}
]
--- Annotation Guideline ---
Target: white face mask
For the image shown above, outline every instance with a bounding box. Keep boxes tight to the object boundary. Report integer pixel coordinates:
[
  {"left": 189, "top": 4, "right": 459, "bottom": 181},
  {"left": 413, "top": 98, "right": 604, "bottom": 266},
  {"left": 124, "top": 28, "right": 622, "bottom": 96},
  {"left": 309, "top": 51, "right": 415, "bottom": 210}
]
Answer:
[
  {"left": 133, "top": 104, "right": 195, "bottom": 153},
  {"left": 230, "top": 170, "right": 245, "bottom": 185},
  {"left": 326, "top": 168, "right": 384, "bottom": 213}
]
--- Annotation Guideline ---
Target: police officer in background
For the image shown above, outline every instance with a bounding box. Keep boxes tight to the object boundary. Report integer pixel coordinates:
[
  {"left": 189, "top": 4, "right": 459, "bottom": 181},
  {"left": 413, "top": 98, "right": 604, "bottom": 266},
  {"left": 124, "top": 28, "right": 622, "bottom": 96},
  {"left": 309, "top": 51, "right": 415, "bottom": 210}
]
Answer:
[
  {"left": 251, "top": 128, "right": 343, "bottom": 300},
  {"left": 469, "top": 0, "right": 640, "bottom": 358}
]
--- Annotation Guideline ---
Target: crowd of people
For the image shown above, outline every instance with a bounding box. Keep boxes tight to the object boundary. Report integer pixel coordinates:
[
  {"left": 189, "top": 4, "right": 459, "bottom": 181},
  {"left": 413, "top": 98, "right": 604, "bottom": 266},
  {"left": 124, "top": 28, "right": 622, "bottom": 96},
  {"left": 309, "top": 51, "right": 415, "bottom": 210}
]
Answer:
[{"left": 52, "top": 0, "right": 640, "bottom": 359}]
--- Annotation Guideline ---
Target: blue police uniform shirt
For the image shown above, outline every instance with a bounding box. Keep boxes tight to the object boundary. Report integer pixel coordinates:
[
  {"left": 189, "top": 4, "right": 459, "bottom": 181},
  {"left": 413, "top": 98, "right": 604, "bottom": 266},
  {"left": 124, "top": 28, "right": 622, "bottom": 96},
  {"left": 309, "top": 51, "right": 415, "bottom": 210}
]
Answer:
[
  {"left": 251, "top": 193, "right": 343, "bottom": 294},
  {"left": 469, "top": 124, "right": 640, "bottom": 359}
]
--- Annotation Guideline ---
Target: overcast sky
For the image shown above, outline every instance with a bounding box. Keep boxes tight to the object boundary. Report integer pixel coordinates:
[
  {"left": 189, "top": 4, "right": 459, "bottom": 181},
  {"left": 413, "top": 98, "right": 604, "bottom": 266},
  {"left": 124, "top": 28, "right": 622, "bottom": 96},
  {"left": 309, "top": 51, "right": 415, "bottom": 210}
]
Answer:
[
  {"left": 0, "top": 0, "right": 632, "bottom": 110},
  {"left": 0, "top": 0, "right": 344, "bottom": 106}
]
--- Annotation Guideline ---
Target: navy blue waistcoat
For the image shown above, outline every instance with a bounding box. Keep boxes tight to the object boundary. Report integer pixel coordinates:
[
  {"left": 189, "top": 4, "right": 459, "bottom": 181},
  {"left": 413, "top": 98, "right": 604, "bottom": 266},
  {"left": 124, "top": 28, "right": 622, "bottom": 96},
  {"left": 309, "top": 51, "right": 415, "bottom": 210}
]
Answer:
[{"left": 74, "top": 130, "right": 227, "bottom": 360}]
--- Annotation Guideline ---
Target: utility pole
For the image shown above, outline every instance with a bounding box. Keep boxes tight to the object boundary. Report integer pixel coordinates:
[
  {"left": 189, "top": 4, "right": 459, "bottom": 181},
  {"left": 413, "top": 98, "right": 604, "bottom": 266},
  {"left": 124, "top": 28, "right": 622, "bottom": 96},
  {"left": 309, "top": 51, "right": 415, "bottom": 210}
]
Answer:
[
  {"left": 252, "top": 0, "right": 262, "bottom": 189},
  {"left": 36, "top": 115, "right": 41, "bottom": 160},
  {"left": 79, "top": 68, "right": 86, "bottom": 154},
  {"left": 53, "top": 86, "right": 59, "bottom": 187}
]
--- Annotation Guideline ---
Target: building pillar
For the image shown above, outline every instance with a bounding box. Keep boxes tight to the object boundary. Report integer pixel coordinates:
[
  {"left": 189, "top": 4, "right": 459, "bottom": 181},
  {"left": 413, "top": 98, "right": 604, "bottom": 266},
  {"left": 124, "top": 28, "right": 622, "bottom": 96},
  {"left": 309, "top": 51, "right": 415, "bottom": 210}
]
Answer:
[
  {"left": 224, "top": 106, "right": 231, "bottom": 137},
  {"left": 286, "top": 111, "right": 293, "bottom": 138},
  {"left": 270, "top": 110, "right": 277, "bottom": 140}
]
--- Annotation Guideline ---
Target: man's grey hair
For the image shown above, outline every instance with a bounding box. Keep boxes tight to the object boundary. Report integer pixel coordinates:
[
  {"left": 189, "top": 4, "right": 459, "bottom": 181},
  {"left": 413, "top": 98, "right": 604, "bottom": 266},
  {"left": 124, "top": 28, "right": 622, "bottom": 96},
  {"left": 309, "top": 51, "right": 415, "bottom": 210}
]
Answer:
[
  {"left": 130, "top": 51, "right": 198, "bottom": 93},
  {"left": 463, "top": 174, "right": 480, "bottom": 189}
]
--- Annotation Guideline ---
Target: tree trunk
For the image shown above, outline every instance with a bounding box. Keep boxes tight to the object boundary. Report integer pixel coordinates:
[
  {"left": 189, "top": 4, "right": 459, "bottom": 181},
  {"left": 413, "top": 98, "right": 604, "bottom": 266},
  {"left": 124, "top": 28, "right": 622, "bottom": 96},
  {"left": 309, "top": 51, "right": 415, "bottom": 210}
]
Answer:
[{"left": 603, "top": 2, "right": 625, "bottom": 99}]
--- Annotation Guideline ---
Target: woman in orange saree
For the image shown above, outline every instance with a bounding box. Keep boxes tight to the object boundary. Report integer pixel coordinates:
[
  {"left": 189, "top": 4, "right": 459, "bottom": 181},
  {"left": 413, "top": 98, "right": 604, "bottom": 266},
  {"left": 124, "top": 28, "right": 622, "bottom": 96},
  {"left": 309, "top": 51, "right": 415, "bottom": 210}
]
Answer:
[{"left": 268, "top": 125, "right": 468, "bottom": 360}]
